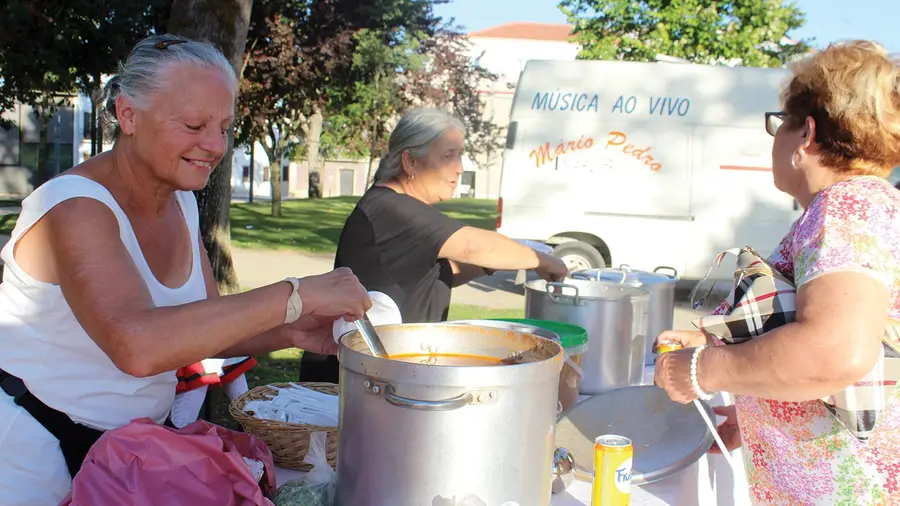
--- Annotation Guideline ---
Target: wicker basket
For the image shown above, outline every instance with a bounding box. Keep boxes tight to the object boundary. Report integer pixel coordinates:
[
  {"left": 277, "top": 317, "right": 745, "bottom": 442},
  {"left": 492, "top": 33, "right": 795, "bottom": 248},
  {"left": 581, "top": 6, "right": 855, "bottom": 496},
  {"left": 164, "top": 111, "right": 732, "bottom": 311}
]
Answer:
[{"left": 229, "top": 382, "right": 338, "bottom": 471}]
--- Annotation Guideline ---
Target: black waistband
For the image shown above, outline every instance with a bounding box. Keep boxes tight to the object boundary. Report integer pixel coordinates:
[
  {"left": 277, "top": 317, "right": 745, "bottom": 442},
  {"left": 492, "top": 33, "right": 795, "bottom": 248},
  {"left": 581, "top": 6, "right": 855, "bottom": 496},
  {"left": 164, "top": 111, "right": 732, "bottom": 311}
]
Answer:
[{"left": 0, "top": 367, "right": 105, "bottom": 478}]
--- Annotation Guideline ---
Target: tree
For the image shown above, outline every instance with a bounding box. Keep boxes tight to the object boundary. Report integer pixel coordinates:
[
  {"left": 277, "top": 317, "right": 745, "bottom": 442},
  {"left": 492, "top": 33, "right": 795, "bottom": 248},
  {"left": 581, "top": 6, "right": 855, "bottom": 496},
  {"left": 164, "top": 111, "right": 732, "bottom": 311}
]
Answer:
[
  {"left": 559, "top": 0, "right": 809, "bottom": 67},
  {"left": 0, "top": 1, "right": 167, "bottom": 181},
  {"left": 405, "top": 26, "right": 506, "bottom": 173},
  {"left": 69, "top": 1, "right": 170, "bottom": 156},
  {"left": 169, "top": 0, "right": 254, "bottom": 293},
  {"left": 320, "top": 23, "right": 506, "bottom": 186},
  {"left": 0, "top": 1, "right": 91, "bottom": 185},
  {"left": 236, "top": 0, "right": 442, "bottom": 215}
]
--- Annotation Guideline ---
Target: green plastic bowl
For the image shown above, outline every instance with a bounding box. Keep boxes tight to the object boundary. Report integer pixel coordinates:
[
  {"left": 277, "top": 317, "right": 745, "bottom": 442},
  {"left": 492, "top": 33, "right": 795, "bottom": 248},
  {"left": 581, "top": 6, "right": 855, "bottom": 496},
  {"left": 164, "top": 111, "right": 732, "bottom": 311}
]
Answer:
[{"left": 487, "top": 318, "right": 588, "bottom": 350}]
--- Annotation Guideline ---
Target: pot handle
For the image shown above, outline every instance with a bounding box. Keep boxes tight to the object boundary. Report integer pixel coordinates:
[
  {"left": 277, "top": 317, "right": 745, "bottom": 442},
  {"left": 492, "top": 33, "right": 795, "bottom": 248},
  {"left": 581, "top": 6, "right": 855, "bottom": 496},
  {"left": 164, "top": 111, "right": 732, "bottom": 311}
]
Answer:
[
  {"left": 653, "top": 266, "right": 679, "bottom": 279},
  {"left": 547, "top": 282, "right": 580, "bottom": 304},
  {"left": 383, "top": 385, "right": 474, "bottom": 411}
]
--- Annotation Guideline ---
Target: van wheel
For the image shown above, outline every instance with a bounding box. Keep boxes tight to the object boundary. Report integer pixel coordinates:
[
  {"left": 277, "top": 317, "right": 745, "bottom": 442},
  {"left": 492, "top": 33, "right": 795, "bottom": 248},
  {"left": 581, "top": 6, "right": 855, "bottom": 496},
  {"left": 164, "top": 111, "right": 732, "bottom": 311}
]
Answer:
[{"left": 552, "top": 241, "right": 606, "bottom": 272}]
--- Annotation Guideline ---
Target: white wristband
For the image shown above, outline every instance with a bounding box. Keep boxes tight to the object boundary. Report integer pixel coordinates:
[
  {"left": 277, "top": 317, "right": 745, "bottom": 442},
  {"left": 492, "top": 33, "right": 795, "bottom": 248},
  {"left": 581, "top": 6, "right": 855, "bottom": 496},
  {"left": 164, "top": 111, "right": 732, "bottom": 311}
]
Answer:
[
  {"left": 282, "top": 277, "right": 303, "bottom": 324},
  {"left": 691, "top": 345, "right": 715, "bottom": 401}
]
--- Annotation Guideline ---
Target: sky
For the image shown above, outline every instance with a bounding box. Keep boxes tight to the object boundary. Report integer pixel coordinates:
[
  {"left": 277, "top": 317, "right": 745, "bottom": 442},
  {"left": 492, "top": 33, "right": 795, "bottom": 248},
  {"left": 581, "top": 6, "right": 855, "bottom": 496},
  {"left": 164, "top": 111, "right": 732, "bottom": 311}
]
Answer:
[{"left": 435, "top": 0, "right": 900, "bottom": 53}]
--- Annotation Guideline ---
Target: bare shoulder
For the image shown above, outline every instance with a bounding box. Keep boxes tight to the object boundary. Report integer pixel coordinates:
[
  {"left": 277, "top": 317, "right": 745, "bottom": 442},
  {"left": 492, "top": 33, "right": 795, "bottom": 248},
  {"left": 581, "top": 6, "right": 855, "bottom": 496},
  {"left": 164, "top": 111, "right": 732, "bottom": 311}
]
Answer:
[{"left": 14, "top": 193, "right": 121, "bottom": 285}]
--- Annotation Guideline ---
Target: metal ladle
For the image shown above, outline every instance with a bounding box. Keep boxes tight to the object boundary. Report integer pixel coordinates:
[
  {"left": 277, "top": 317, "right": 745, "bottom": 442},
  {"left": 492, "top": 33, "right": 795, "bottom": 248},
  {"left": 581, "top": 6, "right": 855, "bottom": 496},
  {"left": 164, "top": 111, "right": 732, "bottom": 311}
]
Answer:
[{"left": 355, "top": 314, "right": 390, "bottom": 358}]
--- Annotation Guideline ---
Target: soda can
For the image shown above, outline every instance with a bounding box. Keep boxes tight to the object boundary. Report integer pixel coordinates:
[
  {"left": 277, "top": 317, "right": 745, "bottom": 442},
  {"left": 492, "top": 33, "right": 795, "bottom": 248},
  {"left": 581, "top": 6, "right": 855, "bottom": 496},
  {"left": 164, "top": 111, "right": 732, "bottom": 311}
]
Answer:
[
  {"left": 657, "top": 341, "right": 684, "bottom": 355},
  {"left": 591, "top": 434, "right": 633, "bottom": 505}
]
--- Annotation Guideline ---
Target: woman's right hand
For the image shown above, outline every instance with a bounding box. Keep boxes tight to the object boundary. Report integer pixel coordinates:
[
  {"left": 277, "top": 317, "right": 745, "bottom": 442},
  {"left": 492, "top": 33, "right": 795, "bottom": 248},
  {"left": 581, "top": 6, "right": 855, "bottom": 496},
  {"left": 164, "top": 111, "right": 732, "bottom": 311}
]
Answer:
[
  {"left": 535, "top": 252, "right": 568, "bottom": 282},
  {"left": 296, "top": 267, "right": 372, "bottom": 321},
  {"left": 709, "top": 405, "right": 742, "bottom": 454},
  {"left": 653, "top": 330, "right": 708, "bottom": 353}
]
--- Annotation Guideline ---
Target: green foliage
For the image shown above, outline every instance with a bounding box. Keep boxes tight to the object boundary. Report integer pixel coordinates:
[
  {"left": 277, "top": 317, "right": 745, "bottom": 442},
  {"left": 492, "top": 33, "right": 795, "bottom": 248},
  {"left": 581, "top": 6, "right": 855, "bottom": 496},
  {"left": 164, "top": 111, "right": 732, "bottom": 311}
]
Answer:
[
  {"left": 0, "top": 0, "right": 168, "bottom": 179},
  {"left": 559, "top": 0, "right": 811, "bottom": 67}
]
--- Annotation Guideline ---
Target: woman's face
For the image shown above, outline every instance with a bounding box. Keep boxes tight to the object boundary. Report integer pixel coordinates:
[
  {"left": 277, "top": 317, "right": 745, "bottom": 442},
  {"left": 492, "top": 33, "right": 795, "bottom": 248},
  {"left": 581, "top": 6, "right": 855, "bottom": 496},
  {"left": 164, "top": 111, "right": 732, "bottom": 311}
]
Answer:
[
  {"left": 408, "top": 128, "right": 465, "bottom": 204},
  {"left": 117, "top": 65, "right": 235, "bottom": 191},
  {"left": 770, "top": 113, "right": 811, "bottom": 195}
]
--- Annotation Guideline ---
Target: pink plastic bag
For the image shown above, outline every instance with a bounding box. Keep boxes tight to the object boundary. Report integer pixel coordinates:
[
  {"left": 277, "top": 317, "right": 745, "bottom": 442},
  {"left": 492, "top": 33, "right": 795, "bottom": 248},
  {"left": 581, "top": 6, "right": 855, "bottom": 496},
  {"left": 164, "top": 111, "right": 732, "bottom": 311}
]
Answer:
[{"left": 60, "top": 418, "right": 276, "bottom": 506}]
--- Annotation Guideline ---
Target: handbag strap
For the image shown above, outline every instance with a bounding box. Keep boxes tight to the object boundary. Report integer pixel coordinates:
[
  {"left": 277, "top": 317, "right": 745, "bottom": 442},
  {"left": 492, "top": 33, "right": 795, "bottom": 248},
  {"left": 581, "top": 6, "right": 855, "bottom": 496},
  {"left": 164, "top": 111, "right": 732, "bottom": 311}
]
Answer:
[{"left": 689, "top": 248, "right": 741, "bottom": 310}]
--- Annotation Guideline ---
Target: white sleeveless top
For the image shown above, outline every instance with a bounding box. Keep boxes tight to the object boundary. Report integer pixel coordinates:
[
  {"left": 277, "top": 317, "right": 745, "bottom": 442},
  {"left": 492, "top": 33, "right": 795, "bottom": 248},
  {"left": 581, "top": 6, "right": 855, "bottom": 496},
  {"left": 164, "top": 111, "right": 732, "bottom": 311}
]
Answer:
[
  {"left": 0, "top": 175, "right": 209, "bottom": 504},
  {"left": 0, "top": 174, "right": 208, "bottom": 426}
]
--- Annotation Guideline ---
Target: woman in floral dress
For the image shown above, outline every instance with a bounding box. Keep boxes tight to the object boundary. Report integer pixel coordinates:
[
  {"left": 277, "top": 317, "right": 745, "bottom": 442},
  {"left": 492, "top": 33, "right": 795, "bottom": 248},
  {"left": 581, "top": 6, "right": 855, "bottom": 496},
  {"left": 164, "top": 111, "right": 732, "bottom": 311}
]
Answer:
[{"left": 655, "top": 41, "right": 900, "bottom": 505}]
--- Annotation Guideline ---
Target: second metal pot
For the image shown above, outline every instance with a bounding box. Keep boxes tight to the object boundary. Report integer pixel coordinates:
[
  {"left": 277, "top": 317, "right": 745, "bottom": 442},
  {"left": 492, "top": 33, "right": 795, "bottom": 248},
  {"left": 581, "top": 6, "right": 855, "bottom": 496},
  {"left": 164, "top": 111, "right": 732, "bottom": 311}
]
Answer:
[
  {"left": 573, "top": 265, "right": 678, "bottom": 366},
  {"left": 525, "top": 278, "right": 650, "bottom": 395}
]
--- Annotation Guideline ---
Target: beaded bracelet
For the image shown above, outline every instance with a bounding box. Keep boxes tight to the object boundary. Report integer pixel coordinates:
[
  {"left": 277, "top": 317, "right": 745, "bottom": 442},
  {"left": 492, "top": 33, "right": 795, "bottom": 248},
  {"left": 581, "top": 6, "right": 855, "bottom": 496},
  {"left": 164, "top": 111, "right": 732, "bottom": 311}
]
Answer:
[{"left": 690, "top": 345, "right": 716, "bottom": 401}]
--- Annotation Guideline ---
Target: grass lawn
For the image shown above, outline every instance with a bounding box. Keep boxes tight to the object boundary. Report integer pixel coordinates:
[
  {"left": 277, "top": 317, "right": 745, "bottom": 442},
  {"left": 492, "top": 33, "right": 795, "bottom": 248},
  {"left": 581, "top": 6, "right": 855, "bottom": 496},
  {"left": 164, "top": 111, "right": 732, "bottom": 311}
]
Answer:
[
  {"left": 0, "top": 214, "right": 16, "bottom": 236},
  {"left": 209, "top": 303, "right": 524, "bottom": 428},
  {"left": 230, "top": 197, "right": 497, "bottom": 252}
]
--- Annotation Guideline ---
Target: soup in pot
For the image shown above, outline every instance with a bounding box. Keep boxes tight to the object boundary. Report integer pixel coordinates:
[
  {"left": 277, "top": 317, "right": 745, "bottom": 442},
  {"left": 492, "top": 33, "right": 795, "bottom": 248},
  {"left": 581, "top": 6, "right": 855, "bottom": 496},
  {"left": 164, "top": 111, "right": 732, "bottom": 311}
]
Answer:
[{"left": 389, "top": 353, "right": 505, "bottom": 366}]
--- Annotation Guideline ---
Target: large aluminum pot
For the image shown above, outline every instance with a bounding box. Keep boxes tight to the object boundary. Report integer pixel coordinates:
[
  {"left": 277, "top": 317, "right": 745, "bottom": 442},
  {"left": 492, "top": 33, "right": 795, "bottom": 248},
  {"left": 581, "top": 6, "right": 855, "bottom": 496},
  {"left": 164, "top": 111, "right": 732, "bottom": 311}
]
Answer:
[
  {"left": 524, "top": 279, "right": 650, "bottom": 395},
  {"left": 573, "top": 265, "right": 678, "bottom": 366},
  {"left": 336, "top": 323, "right": 563, "bottom": 506}
]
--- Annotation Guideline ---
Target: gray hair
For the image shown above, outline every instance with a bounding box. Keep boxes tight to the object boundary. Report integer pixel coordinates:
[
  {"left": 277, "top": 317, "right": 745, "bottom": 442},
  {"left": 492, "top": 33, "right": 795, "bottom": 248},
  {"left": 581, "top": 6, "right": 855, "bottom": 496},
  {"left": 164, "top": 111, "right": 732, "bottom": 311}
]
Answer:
[
  {"left": 100, "top": 34, "right": 238, "bottom": 134},
  {"left": 373, "top": 108, "right": 466, "bottom": 183}
]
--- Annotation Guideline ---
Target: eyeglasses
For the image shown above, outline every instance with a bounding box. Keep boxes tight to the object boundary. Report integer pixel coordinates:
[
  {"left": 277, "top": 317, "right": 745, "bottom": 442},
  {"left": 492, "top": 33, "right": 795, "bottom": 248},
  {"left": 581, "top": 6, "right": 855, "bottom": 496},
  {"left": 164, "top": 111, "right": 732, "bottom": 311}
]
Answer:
[
  {"left": 154, "top": 38, "right": 188, "bottom": 50},
  {"left": 765, "top": 112, "right": 786, "bottom": 137}
]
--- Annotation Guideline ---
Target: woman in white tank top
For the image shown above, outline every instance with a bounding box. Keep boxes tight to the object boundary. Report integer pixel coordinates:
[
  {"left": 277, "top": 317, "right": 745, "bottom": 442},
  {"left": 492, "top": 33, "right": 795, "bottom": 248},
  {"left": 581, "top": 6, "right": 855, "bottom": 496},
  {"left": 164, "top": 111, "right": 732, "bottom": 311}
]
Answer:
[{"left": 0, "top": 35, "right": 372, "bottom": 505}]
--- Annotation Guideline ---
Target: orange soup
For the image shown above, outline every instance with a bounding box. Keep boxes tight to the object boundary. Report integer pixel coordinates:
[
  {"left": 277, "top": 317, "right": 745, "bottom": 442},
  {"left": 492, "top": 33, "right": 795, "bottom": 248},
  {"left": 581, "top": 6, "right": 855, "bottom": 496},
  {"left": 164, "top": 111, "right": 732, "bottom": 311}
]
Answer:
[{"left": 389, "top": 353, "right": 505, "bottom": 366}]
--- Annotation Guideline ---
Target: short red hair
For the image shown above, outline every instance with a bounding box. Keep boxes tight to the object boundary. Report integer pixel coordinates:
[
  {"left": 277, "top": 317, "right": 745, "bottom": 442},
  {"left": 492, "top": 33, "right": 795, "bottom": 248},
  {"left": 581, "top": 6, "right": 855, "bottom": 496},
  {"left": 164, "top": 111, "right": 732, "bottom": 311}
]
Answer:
[{"left": 782, "top": 41, "right": 900, "bottom": 177}]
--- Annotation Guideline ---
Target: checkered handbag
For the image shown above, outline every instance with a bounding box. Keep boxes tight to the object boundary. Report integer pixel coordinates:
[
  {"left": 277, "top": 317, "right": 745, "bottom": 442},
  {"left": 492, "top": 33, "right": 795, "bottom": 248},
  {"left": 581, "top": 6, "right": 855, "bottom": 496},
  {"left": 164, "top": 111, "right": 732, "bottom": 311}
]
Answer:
[{"left": 689, "top": 246, "right": 900, "bottom": 441}]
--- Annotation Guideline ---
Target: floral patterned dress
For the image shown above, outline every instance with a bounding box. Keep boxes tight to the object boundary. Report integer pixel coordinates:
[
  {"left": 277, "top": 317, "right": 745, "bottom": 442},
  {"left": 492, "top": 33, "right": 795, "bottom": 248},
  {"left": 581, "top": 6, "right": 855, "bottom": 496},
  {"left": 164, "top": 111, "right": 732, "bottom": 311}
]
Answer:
[{"left": 714, "top": 177, "right": 900, "bottom": 505}]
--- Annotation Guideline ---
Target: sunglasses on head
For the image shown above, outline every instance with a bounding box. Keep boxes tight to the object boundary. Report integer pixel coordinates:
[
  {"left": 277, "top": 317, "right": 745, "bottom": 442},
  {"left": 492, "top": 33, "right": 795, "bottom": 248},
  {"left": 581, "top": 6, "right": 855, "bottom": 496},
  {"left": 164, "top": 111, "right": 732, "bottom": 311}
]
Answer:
[
  {"left": 765, "top": 112, "right": 786, "bottom": 137},
  {"left": 154, "top": 38, "right": 188, "bottom": 50}
]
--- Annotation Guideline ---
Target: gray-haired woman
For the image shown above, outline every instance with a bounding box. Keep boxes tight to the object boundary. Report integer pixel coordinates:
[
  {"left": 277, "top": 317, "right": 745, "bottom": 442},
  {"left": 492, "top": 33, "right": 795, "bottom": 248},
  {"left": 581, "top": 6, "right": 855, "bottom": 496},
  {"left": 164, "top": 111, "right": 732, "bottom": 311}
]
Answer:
[
  {"left": 0, "top": 34, "right": 371, "bottom": 504},
  {"left": 299, "top": 108, "right": 568, "bottom": 383}
]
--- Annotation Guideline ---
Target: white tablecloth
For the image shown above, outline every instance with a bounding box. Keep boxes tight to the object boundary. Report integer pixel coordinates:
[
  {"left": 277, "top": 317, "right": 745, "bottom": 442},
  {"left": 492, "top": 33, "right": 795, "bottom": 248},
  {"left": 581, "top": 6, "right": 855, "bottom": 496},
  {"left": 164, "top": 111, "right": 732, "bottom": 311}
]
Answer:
[{"left": 273, "top": 367, "right": 751, "bottom": 506}]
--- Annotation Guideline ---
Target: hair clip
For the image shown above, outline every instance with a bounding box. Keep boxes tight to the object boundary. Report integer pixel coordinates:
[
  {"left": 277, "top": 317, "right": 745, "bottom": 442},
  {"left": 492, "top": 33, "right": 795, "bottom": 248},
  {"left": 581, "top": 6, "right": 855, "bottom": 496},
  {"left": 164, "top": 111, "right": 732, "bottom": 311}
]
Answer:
[{"left": 154, "top": 39, "right": 189, "bottom": 50}]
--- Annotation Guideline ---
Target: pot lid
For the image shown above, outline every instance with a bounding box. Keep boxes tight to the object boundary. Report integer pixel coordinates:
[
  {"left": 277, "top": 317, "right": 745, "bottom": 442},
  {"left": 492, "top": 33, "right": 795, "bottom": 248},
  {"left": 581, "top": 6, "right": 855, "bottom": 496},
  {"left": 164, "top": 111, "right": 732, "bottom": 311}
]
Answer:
[
  {"left": 555, "top": 386, "right": 714, "bottom": 485},
  {"left": 573, "top": 265, "right": 678, "bottom": 287},
  {"left": 488, "top": 318, "right": 588, "bottom": 349}
]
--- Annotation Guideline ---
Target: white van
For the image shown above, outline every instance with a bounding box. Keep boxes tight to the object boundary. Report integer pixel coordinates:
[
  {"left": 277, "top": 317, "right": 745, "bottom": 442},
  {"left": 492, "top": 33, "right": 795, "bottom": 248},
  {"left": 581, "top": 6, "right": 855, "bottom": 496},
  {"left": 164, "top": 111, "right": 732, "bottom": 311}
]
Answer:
[{"left": 496, "top": 59, "right": 801, "bottom": 279}]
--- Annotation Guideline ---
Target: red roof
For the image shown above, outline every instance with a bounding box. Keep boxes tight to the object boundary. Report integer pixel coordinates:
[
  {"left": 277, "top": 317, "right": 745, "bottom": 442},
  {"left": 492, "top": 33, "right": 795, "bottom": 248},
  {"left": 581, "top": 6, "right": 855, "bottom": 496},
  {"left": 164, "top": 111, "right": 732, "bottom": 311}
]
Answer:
[{"left": 470, "top": 22, "right": 575, "bottom": 42}]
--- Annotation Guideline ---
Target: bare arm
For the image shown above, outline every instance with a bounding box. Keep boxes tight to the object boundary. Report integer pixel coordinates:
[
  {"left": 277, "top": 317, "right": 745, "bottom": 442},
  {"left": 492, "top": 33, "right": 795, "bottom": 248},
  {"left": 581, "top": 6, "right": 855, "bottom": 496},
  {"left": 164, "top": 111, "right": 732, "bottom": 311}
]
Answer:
[
  {"left": 45, "top": 199, "right": 366, "bottom": 377},
  {"left": 699, "top": 272, "right": 888, "bottom": 402},
  {"left": 439, "top": 226, "right": 566, "bottom": 279},
  {"left": 200, "top": 242, "right": 293, "bottom": 358},
  {"left": 448, "top": 260, "right": 489, "bottom": 287}
]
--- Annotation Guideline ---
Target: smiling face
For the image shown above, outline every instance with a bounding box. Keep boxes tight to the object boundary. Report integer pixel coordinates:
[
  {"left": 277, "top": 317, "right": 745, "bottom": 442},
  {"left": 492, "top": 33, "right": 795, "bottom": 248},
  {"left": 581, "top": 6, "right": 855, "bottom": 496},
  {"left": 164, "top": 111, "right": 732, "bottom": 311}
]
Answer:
[
  {"left": 116, "top": 65, "right": 236, "bottom": 191},
  {"left": 406, "top": 128, "right": 465, "bottom": 204}
]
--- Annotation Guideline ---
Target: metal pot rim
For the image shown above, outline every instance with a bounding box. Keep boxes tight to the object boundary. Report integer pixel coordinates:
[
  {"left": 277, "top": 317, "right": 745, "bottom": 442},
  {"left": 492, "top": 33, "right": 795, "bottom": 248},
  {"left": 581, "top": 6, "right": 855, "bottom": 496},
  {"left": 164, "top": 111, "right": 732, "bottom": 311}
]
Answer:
[{"left": 338, "top": 323, "right": 564, "bottom": 388}]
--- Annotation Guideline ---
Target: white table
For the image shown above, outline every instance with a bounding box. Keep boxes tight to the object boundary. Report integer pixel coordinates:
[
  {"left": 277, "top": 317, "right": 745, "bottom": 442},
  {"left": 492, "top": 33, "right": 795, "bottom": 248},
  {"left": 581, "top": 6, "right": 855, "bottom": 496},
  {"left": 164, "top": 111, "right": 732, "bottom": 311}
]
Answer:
[{"left": 274, "top": 367, "right": 751, "bottom": 506}]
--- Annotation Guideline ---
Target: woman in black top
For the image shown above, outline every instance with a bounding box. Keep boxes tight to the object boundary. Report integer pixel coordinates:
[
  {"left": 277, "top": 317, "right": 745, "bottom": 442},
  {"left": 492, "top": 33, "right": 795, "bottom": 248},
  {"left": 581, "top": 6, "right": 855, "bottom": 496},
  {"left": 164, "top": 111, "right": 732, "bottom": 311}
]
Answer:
[{"left": 299, "top": 108, "right": 568, "bottom": 383}]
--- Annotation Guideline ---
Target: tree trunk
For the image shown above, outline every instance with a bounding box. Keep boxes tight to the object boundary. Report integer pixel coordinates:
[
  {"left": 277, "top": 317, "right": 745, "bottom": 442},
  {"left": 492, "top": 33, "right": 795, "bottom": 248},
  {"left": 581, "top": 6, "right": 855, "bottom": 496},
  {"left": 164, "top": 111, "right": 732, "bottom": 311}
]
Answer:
[
  {"left": 306, "top": 105, "right": 324, "bottom": 193},
  {"left": 89, "top": 90, "right": 98, "bottom": 156},
  {"left": 168, "top": 0, "right": 253, "bottom": 294},
  {"left": 35, "top": 112, "right": 50, "bottom": 187},
  {"left": 248, "top": 141, "right": 254, "bottom": 203},
  {"left": 95, "top": 72, "right": 104, "bottom": 152},
  {"left": 365, "top": 122, "right": 381, "bottom": 186},
  {"left": 269, "top": 156, "right": 282, "bottom": 217}
]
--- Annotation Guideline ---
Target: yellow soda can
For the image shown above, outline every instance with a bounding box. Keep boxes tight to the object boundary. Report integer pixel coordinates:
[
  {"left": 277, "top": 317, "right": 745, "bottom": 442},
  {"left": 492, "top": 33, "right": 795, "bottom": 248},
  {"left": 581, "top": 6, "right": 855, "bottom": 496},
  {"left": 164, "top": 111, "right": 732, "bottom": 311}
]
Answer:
[
  {"left": 657, "top": 341, "right": 684, "bottom": 355},
  {"left": 592, "top": 434, "right": 633, "bottom": 505}
]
